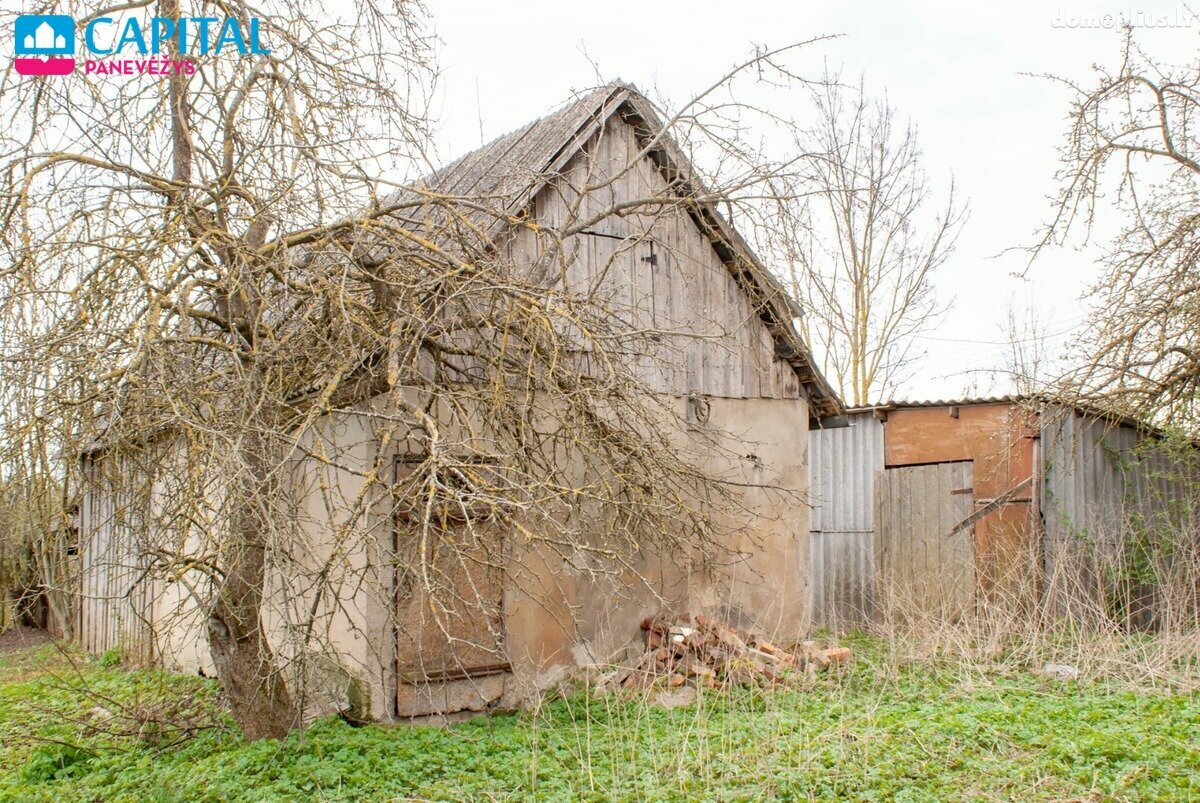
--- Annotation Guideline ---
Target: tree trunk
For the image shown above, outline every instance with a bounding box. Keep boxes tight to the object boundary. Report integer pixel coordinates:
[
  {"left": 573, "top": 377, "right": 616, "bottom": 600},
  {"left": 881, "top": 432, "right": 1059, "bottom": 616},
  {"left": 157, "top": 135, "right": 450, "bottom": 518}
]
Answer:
[
  {"left": 206, "top": 430, "right": 298, "bottom": 741},
  {"left": 156, "top": 0, "right": 295, "bottom": 739}
]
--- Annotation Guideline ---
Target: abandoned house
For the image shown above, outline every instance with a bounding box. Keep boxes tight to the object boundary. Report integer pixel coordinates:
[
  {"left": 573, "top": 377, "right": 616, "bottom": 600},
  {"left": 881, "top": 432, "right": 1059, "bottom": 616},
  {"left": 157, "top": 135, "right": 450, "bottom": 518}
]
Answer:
[
  {"left": 809, "top": 396, "right": 1200, "bottom": 629},
  {"left": 73, "top": 84, "right": 843, "bottom": 720}
]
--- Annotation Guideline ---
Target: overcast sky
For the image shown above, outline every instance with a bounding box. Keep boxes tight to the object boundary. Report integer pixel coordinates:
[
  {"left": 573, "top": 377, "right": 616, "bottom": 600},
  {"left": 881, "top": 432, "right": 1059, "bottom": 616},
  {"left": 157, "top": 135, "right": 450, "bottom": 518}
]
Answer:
[{"left": 424, "top": 0, "right": 1199, "bottom": 402}]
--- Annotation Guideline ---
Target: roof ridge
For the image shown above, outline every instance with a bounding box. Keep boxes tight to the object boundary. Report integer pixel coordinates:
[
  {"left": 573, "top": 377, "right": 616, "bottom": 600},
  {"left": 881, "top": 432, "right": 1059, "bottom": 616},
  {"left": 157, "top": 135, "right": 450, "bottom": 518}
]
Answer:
[{"left": 417, "top": 84, "right": 625, "bottom": 191}]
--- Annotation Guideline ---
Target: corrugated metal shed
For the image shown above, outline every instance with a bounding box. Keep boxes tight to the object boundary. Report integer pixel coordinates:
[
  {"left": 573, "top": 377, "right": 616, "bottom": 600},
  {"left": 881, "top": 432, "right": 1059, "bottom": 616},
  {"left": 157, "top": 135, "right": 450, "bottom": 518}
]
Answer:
[
  {"left": 809, "top": 412, "right": 883, "bottom": 627},
  {"left": 811, "top": 398, "right": 1200, "bottom": 631}
]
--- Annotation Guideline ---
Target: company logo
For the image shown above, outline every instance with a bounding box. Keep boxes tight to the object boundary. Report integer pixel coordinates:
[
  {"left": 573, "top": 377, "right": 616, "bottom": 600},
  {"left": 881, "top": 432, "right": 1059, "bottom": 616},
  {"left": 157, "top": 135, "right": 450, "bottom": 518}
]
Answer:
[
  {"left": 12, "top": 14, "right": 270, "bottom": 78},
  {"left": 14, "top": 15, "right": 75, "bottom": 76}
]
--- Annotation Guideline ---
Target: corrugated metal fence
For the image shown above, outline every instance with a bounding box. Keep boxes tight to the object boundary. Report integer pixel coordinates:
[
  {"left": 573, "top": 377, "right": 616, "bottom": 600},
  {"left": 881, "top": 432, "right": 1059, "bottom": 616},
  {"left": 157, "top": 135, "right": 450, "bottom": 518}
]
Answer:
[{"left": 809, "top": 413, "right": 882, "bottom": 628}]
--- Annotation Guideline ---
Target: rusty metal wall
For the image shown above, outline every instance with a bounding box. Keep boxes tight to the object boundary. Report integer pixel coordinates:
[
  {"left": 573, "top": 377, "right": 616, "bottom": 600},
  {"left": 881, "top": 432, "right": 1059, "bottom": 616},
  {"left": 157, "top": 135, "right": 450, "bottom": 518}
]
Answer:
[{"left": 808, "top": 412, "right": 883, "bottom": 628}]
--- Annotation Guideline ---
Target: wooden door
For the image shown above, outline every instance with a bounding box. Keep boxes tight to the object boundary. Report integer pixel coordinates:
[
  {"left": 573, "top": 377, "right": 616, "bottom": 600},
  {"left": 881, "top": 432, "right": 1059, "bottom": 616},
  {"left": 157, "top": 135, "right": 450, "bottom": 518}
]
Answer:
[
  {"left": 393, "top": 460, "right": 509, "bottom": 717},
  {"left": 394, "top": 525, "right": 506, "bottom": 678},
  {"left": 874, "top": 461, "right": 975, "bottom": 620}
]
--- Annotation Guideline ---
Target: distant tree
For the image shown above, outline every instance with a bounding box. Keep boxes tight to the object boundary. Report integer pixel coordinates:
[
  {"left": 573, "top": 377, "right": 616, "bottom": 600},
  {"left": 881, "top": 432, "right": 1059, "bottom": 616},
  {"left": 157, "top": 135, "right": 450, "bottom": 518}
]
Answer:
[
  {"left": 780, "top": 75, "right": 965, "bottom": 407},
  {"left": 1000, "top": 299, "right": 1055, "bottom": 396}
]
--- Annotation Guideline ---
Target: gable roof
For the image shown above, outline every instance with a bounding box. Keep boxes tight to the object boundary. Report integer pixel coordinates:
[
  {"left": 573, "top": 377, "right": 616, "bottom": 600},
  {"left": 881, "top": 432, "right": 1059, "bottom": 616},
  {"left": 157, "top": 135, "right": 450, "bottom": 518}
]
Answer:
[
  {"left": 81, "top": 85, "right": 845, "bottom": 460},
  {"left": 412, "top": 83, "right": 842, "bottom": 419}
]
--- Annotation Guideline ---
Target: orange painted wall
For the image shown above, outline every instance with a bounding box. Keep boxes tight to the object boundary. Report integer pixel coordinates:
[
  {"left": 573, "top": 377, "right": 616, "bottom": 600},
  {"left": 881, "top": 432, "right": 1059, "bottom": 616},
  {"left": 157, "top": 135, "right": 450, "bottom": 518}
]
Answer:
[{"left": 882, "top": 403, "right": 1039, "bottom": 597}]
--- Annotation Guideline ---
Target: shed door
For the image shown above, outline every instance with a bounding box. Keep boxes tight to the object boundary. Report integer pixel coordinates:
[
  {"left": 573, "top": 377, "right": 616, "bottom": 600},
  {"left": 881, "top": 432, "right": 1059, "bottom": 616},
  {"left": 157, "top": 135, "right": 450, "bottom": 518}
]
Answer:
[
  {"left": 394, "top": 524, "right": 506, "bottom": 671},
  {"left": 394, "top": 523, "right": 509, "bottom": 717},
  {"left": 874, "top": 461, "right": 975, "bottom": 620},
  {"left": 393, "top": 461, "right": 509, "bottom": 717}
]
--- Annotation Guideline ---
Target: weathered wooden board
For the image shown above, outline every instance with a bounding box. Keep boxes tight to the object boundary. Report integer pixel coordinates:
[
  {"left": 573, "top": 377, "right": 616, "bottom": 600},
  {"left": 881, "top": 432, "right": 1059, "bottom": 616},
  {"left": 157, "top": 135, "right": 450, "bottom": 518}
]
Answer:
[
  {"left": 874, "top": 461, "right": 975, "bottom": 620},
  {"left": 394, "top": 523, "right": 506, "bottom": 678},
  {"left": 393, "top": 521, "right": 508, "bottom": 717},
  {"left": 77, "top": 459, "right": 155, "bottom": 663},
  {"left": 393, "top": 461, "right": 508, "bottom": 717},
  {"left": 509, "top": 113, "right": 802, "bottom": 401}
]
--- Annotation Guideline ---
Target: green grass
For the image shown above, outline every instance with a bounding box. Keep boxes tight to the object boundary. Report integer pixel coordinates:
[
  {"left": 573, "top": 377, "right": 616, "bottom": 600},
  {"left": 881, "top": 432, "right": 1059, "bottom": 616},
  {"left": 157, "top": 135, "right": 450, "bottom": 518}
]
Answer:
[{"left": 2, "top": 636, "right": 1199, "bottom": 801}]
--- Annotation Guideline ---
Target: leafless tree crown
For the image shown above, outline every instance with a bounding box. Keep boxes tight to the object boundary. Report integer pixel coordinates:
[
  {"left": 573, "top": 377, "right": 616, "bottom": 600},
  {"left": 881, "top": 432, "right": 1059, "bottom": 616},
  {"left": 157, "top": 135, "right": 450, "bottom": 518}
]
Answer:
[
  {"left": 0, "top": 4, "right": 835, "bottom": 738},
  {"left": 1038, "top": 28, "right": 1200, "bottom": 430},
  {"left": 774, "top": 74, "right": 965, "bottom": 407}
]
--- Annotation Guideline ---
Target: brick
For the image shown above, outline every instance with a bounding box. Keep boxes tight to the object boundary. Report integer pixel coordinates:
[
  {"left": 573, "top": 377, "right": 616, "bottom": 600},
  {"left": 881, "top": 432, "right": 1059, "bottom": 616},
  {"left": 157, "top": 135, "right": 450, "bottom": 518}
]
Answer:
[
  {"left": 822, "top": 647, "right": 852, "bottom": 664},
  {"left": 748, "top": 647, "right": 779, "bottom": 664}
]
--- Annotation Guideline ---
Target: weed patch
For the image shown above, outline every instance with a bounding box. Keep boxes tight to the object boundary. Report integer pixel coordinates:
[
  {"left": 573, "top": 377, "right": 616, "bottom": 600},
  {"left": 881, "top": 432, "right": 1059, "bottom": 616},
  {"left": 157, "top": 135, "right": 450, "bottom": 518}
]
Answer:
[{"left": 1, "top": 636, "right": 1197, "bottom": 800}]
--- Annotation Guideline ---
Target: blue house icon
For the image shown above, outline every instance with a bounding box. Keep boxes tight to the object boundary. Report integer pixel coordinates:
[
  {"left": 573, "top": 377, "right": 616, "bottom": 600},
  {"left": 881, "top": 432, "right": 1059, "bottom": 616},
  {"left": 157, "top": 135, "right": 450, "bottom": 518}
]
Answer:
[{"left": 14, "top": 15, "right": 75, "bottom": 56}]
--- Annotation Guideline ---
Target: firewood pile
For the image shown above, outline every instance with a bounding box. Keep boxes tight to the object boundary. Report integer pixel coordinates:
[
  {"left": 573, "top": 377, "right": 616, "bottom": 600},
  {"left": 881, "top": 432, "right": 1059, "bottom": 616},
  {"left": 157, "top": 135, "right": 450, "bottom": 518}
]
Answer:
[{"left": 596, "top": 613, "right": 851, "bottom": 694}]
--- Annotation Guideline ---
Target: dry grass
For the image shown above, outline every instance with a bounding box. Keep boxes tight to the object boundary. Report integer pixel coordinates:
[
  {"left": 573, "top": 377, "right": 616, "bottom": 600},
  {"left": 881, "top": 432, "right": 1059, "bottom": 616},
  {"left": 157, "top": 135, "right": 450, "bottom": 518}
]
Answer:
[{"left": 860, "top": 525, "right": 1200, "bottom": 698}]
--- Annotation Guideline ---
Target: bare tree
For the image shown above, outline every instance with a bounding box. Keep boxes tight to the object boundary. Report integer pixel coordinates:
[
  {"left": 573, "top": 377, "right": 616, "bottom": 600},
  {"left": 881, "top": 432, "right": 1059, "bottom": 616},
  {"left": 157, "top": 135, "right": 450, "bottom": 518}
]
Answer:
[
  {"left": 779, "top": 75, "right": 965, "bottom": 406},
  {"left": 0, "top": 3, "right": 833, "bottom": 740},
  {"left": 1000, "top": 298, "right": 1054, "bottom": 396},
  {"left": 1037, "top": 28, "right": 1200, "bottom": 428},
  {"left": 1, "top": 0, "right": 441, "bottom": 739}
]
